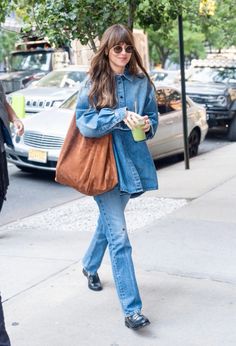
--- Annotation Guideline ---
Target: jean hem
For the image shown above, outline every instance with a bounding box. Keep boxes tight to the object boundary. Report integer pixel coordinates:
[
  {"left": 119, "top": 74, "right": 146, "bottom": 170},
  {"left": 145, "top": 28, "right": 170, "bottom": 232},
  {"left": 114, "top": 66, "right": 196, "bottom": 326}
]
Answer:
[
  {"left": 124, "top": 309, "right": 141, "bottom": 317},
  {"left": 82, "top": 265, "right": 97, "bottom": 276}
]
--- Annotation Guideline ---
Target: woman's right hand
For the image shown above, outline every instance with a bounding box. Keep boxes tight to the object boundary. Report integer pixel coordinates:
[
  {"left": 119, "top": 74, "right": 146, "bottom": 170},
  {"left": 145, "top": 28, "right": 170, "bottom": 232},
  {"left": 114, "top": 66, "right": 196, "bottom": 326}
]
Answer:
[
  {"left": 123, "top": 111, "right": 144, "bottom": 130},
  {"left": 13, "top": 118, "right": 24, "bottom": 136}
]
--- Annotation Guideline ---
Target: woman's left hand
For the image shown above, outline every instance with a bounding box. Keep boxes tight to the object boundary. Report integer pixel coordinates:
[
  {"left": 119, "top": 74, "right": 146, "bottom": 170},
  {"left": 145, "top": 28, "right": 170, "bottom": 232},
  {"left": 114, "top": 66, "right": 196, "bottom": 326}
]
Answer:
[
  {"left": 13, "top": 119, "right": 24, "bottom": 136},
  {"left": 141, "top": 115, "right": 151, "bottom": 133}
]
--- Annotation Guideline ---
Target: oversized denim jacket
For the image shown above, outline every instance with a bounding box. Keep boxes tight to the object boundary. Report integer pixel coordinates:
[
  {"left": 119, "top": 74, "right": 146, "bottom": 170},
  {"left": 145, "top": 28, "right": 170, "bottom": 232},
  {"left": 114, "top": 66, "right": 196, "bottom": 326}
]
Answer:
[{"left": 75, "top": 69, "right": 158, "bottom": 197}]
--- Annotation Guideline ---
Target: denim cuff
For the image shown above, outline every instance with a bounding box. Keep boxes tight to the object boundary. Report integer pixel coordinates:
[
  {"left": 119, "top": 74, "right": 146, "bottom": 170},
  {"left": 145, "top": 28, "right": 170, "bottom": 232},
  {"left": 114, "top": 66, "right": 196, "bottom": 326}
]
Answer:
[{"left": 114, "top": 107, "right": 127, "bottom": 121}]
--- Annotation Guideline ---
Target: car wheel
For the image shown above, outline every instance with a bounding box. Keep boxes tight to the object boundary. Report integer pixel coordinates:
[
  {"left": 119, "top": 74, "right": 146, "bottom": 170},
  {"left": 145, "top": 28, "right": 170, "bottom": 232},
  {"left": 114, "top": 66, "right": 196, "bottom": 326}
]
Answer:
[
  {"left": 228, "top": 116, "right": 236, "bottom": 141},
  {"left": 188, "top": 129, "right": 200, "bottom": 158}
]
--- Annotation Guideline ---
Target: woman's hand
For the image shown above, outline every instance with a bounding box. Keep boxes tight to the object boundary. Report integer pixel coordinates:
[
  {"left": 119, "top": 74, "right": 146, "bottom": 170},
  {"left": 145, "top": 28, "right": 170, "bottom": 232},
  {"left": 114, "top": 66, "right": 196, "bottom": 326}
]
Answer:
[
  {"left": 141, "top": 116, "right": 151, "bottom": 133},
  {"left": 123, "top": 111, "right": 142, "bottom": 130},
  {"left": 124, "top": 111, "right": 151, "bottom": 132},
  {"left": 13, "top": 118, "right": 24, "bottom": 136}
]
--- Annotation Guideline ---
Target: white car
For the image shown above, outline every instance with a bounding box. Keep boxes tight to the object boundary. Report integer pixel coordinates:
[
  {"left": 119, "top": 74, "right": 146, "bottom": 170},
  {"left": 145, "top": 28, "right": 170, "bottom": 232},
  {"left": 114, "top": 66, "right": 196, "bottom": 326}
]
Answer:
[
  {"left": 150, "top": 69, "right": 180, "bottom": 84},
  {"left": 6, "top": 86, "right": 208, "bottom": 172},
  {"left": 7, "top": 65, "right": 88, "bottom": 115}
]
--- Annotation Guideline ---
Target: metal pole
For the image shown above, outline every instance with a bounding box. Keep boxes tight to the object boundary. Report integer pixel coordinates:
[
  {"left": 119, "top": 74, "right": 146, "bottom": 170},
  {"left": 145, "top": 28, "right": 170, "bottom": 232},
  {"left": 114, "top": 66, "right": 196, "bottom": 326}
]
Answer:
[{"left": 178, "top": 14, "right": 190, "bottom": 169}]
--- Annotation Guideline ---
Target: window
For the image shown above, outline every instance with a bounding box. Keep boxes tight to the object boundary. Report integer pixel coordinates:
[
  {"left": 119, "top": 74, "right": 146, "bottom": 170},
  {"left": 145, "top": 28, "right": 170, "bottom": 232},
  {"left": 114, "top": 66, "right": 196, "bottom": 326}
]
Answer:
[
  {"left": 11, "top": 52, "right": 51, "bottom": 72},
  {"left": 36, "top": 70, "right": 87, "bottom": 88},
  {"left": 156, "top": 88, "right": 182, "bottom": 114}
]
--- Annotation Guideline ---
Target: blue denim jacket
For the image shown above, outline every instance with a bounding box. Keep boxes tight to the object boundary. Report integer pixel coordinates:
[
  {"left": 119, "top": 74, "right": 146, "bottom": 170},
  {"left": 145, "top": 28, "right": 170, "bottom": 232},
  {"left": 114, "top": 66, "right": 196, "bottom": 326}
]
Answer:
[{"left": 75, "top": 69, "right": 158, "bottom": 197}]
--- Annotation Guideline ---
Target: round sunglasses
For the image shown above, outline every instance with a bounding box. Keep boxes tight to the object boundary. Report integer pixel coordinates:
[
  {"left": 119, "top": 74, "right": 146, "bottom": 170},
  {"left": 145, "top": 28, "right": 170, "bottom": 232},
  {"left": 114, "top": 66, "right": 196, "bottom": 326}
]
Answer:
[{"left": 111, "top": 45, "right": 134, "bottom": 54}]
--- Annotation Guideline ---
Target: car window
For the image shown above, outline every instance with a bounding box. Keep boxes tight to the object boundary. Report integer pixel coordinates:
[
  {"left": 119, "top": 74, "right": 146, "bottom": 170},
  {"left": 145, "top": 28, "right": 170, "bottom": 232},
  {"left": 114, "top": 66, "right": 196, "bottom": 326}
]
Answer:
[
  {"left": 36, "top": 70, "right": 87, "bottom": 87},
  {"left": 167, "top": 89, "right": 182, "bottom": 111},
  {"left": 156, "top": 88, "right": 182, "bottom": 114},
  {"left": 150, "top": 70, "right": 179, "bottom": 83},
  {"left": 11, "top": 51, "right": 51, "bottom": 72},
  {"left": 186, "top": 66, "right": 236, "bottom": 83},
  {"left": 150, "top": 71, "right": 168, "bottom": 81}
]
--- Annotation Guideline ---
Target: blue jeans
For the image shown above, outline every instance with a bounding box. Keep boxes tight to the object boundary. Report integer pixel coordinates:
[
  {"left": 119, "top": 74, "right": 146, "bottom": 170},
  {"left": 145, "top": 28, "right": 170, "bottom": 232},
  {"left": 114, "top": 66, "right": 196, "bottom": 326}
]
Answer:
[{"left": 82, "top": 186, "right": 142, "bottom": 316}]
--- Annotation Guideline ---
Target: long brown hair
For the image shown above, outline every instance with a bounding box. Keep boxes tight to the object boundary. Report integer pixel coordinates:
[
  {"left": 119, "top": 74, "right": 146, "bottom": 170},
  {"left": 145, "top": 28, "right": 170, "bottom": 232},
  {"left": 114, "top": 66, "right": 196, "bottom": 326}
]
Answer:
[{"left": 88, "top": 24, "right": 153, "bottom": 109}]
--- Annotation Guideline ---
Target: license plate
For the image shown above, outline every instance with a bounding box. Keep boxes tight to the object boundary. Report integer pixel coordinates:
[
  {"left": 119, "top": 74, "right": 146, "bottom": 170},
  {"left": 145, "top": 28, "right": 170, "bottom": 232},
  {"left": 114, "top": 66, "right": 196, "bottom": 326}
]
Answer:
[{"left": 28, "top": 149, "right": 47, "bottom": 163}]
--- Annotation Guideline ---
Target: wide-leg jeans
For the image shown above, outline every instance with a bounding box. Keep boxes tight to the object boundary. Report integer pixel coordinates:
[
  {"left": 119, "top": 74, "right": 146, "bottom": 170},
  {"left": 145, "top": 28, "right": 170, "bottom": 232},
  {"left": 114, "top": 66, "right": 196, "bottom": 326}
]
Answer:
[{"left": 82, "top": 186, "right": 142, "bottom": 316}]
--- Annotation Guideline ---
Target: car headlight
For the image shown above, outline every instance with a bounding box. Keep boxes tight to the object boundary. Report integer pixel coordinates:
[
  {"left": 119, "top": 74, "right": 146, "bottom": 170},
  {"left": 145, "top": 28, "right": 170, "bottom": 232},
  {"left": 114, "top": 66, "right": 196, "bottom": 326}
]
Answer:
[
  {"left": 217, "top": 95, "right": 227, "bottom": 107},
  {"left": 52, "top": 100, "right": 63, "bottom": 108},
  {"left": 6, "top": 95, "right": 12, "bottom": 104},
  {"left": 10, "top": 124, "right": 23, "bottom": 143},
  {"left": 10, "top": 124, "right": 16, "bottom": 138}
]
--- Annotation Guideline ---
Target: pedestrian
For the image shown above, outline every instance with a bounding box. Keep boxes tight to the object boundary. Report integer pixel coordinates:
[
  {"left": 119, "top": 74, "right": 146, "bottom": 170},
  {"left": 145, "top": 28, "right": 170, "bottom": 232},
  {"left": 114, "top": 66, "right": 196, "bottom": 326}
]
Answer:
[
  {"left": 75, "top": 24, "right": 158, "bottom": 330},
  {"left": 0, "top": 296, "right": 10, "bottom": 346},
  {"left": 0, "top": 81, "right": 24, "bottom": 212},
  {"left": 0, "top": 80, "right": 24, "bottom": 345}
]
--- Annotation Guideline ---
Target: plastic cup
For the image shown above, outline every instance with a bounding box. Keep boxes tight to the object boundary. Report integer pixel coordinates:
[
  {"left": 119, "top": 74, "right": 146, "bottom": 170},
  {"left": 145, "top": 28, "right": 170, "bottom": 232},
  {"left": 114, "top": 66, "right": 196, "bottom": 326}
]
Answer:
[
  {"left": 11, "top": 94, "right": 26, "bottom": 118},
  {"left": 131, "top": 120, "right": 146, "bottom": 142}
]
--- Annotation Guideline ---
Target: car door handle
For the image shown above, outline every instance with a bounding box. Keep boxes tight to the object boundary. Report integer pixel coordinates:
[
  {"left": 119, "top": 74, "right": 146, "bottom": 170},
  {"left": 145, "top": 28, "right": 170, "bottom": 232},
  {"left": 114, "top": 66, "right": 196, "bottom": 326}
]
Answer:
[{"left": 165, "top": 120, "right": 174, "bottom": 125}]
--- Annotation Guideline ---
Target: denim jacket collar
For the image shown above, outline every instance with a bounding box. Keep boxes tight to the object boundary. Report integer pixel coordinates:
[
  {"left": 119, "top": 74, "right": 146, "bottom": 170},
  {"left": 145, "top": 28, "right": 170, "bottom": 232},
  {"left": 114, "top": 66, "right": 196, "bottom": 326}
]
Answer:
[
  {"left": 118, "top": 67, "right": 145, "bottom": 82},
  {"left": 114, "top": 67, "right": 133, "bottom": 82}
]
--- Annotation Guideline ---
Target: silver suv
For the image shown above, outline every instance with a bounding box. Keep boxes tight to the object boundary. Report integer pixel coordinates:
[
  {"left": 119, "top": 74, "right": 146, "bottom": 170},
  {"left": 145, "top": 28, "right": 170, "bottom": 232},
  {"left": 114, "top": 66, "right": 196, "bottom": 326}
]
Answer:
[
  {"left": 186, "top": 57, "right": 236, "bottom": 141},
  {"left": 7, "top": 65, "right": 88, "bottom": 115}
]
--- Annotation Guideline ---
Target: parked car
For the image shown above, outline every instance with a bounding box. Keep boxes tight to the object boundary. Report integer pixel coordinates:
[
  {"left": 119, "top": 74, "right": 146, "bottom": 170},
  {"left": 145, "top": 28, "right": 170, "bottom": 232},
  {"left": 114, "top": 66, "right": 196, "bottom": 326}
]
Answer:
[
  {"left": 150, "top": 69, "right": 179, "bottom": 84},
  {"left": 185, "top": 57, "right": 236, "bottom": 141},
  {"left": 6, "top": 86, "right": 208, "bottom": 172},
  {"left": 7, "top": 65, "right": 88, "bottom": 115},
  {"left": 0, "top": 38, "right": 70, "bottom": 94}
]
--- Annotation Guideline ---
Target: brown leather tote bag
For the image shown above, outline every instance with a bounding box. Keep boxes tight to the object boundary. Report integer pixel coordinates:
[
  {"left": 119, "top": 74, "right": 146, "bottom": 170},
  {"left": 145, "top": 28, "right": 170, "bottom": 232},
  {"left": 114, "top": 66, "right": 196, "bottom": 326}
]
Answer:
[{"left": 55, "top": 113, "right": 118, "bottom": 196}]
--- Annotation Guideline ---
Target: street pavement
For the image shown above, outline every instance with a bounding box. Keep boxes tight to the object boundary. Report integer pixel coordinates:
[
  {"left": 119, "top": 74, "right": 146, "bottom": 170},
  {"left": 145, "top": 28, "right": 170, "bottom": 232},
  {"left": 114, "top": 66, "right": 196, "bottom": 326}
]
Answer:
[{"left": 1, "top": 143, "right": 236, "bottom": 346}]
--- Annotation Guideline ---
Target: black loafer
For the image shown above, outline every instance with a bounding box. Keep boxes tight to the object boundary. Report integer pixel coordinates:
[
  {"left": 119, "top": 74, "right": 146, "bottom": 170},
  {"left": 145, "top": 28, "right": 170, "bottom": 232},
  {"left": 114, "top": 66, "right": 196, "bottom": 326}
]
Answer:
[
  {"left": 82, "top": 268, "right": 103, "bottom": 291},
  {"left": 125, "top": 312, "right": 150, "bottom": 330}
]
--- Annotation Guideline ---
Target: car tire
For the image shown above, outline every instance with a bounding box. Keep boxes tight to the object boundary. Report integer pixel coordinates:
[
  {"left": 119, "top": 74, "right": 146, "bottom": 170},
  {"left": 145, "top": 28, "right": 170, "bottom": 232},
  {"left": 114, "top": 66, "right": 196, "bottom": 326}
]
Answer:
[
  {"left": 228, "top": 116, "right": 236, "bottom": 141},
  {"left": 188, "top": 128, "right": 200, "bottom": 158}
]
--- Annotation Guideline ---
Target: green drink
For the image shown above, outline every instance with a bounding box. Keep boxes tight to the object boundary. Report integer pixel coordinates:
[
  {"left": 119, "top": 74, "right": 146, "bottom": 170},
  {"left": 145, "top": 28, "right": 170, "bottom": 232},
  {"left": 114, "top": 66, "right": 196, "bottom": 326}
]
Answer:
[{"left": 131, "top": 119, "right": 146, "bottom": 142}]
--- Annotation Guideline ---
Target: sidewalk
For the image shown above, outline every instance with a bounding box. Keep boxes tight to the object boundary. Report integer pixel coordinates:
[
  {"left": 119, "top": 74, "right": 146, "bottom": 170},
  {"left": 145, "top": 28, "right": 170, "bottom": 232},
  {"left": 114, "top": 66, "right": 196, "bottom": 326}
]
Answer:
[{"left": 1, "top": 143, "right": 236, "bottom": 346}]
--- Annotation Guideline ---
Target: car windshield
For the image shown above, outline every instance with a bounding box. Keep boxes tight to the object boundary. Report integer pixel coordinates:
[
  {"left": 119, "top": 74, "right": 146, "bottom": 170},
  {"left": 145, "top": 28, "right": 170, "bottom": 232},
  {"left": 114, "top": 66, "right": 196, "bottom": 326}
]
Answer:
[
  {"left": 10, "top": 51, "right": 52, "bottom": 72},
  {"left": 60, "top": 92, "right": 78, "bottom": 110},
  {"left": 186, "top": 67, "right": 236, "bottom": 83},
  {"left": 150, "top": 70, "right": 179, "bottom": 83},
  {"left": 35, "top": 70, "right": 87, "bottom": 88},
  {"left": 150, "top": 71, "right": 168, "bottom": 81}
]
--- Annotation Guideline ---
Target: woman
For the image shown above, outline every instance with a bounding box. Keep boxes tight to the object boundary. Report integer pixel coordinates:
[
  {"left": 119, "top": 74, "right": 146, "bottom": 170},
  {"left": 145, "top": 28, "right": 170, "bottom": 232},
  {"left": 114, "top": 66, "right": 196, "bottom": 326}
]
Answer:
[
  {"left": 0, "top": 81, "right": 24, "bottom": 345},
  {"left": 0, "top": 81, "right": 24, "bottom": 212},
  {"left": 76, "top": 24, "right": 158, "bottom": 330}
]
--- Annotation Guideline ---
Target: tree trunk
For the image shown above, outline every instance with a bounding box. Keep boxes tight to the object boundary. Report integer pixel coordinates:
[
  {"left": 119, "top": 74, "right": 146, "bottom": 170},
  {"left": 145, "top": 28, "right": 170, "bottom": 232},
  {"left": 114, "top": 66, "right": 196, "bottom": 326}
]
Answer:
[
  {"left": 157, "top": 46, "right": 170, "bottom": 68},
  {"left": 88, "top": 36, "right": 97, "bottom": 53},
  {"left": 127, "top": 0, "right": 138, "bottom": 31}
]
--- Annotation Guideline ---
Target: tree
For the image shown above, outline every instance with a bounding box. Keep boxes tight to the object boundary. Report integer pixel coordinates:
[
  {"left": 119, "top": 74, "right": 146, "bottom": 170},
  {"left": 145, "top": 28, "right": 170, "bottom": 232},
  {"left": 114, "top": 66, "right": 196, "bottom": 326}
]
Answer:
[
  {"left": 13, "top": 0, "right": 192, "bottom": 52},
  {"left": 0, "top": 0, "right": 9, "bottom": 24},
  {"left": 199, "top": 0, "right": 236, "bottom": 50},
  {"left": 186, "top": 0, "right": 236, "bottom": 51},
  {"left": 148, "top": 0, "right": 236, "bottom": 67},
  {"left": 148, "top": 18, "right": 206, "bottom": 68},
  {"left": 13, "top": 0, "right": 128, "bottom": 52},
  {"left": 9, "top": 0, "right": 236, "bottom": 67},
  {"left": 0, "top": 30, "right": 18, "bottom": 65},
  {"left": 0, "top": 1, "right": 19, "bottom": 66},
  {"left": 136, "top": 0, "right": 185, "bottom": 31},
  {"left": 0, "top": 0, "right": 11, "bottom": 24}
]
